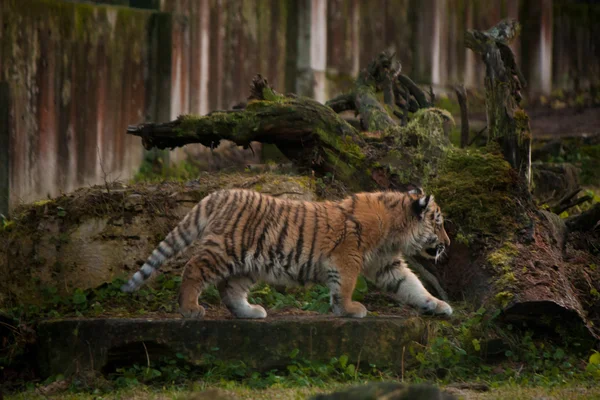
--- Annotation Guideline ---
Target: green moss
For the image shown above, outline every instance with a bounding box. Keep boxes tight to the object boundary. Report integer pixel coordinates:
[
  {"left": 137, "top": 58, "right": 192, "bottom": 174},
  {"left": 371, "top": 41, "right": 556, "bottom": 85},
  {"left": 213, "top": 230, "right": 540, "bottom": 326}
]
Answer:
[
  {"left": 495, "top": 291, "right": 514, "bottom": 308},
  {"left": 261, "top": 86, "right": 285, "bottom": 102},
  {"left": 426, "top": 147, "right": 520, "bottom": 237},
  {"left": 487, "top": 242, "right": 519, "bottom": 270}
]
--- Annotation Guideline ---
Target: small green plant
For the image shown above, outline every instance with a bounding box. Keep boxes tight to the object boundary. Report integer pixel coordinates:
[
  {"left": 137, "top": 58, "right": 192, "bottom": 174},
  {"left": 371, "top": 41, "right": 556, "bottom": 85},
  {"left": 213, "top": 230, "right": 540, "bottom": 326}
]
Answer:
[{"left": 104, "top": 348, "right": 391, "bottom": 391}]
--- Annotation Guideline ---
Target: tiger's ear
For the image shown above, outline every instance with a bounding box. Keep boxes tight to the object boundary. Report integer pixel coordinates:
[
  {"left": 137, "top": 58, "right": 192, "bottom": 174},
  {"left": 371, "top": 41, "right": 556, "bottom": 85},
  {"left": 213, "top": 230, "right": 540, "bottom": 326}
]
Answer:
[{"left": 412, "top": 194, "right": 433, "bottom": 219}]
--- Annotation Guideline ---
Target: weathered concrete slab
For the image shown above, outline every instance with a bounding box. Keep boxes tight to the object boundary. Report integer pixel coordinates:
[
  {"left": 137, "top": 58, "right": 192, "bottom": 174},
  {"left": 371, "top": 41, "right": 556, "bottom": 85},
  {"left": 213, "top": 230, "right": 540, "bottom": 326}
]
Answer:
[{"left": 36, "top": 316, "right": 429, "bottom": 378}]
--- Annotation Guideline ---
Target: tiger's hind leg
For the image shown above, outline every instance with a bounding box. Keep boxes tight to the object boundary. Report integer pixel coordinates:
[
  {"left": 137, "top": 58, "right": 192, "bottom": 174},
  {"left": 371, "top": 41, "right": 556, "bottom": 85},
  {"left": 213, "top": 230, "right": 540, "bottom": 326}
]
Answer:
[
  {"left": 326, "top": 257, "right": 367, "bottom": 318},
  {"left": 179, "top": 254, "right": 225, "bottom": 319},
  {"left": 217, "top": 276, "right": 267, "bottom": 319}
]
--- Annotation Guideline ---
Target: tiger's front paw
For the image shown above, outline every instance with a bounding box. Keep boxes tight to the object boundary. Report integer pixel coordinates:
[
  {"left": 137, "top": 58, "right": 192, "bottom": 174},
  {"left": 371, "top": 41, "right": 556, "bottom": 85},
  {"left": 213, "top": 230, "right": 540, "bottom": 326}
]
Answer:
[
  {"left": 434, "top": 300, "right": 453, "bottom": 316},
  {"left": 420, "top": 298, "right": 452, "bottom": 316}
]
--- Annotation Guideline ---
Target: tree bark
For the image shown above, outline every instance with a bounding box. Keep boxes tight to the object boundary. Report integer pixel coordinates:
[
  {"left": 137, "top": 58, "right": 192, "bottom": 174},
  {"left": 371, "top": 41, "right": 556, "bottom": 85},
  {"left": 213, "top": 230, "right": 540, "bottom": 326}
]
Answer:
[
  {"left": 454, "top": 84, "right": 469, "bottom": 148},
  {"left": 465, "top": 19, "right": 532, "bottom": 189}
]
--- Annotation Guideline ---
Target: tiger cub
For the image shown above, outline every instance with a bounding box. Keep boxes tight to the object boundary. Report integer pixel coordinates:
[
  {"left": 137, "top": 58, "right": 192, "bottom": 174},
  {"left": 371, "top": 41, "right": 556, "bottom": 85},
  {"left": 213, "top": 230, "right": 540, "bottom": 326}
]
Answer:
[{"left": 121, "top": 189, "right": 452, "bottom": 319}]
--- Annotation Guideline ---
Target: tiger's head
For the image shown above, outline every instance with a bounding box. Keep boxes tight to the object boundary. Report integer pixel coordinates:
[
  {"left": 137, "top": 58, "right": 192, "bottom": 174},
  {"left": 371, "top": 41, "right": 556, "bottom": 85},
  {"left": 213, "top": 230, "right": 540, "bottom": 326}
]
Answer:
[{"left": 407, "top": 190, "right": 450, "bottom": 262}]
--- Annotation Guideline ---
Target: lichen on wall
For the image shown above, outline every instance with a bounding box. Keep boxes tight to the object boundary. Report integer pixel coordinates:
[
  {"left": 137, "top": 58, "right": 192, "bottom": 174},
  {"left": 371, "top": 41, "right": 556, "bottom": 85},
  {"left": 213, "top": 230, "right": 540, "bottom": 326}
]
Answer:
[{"left": 0, "top": 0, "right": 155, "bottom": 211}]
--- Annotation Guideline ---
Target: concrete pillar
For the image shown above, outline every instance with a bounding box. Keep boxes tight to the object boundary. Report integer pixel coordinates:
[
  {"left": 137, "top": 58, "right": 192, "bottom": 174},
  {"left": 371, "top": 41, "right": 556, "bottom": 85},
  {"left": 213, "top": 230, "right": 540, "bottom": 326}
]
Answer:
[
  {"left": 538, "top": 0, "right": 553, "bottom": 95},
  {"left": 522, "top": 0, "right": 553, "bottom": 95},
  {"left": 0, "top": 82, "right": 8, "bottom": 216},
  {"left": 463, "top": 0, "right": 477, "bottom": 88},
  {"left": 189, "top": 0, "right": 210, "bottom": 116},
  {"left": 296, "top": 0, "right": 328, "bottom": 103},
  {"left": 431, "top": 0, "right": 447, "bottom": 86}
]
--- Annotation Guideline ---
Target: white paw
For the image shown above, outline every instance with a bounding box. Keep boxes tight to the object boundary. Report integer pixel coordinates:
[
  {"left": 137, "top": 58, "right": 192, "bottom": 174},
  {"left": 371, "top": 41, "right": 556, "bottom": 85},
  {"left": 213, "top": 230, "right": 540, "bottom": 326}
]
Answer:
[
  {"left": 420, "top": 298, "right": 438, "bottom": 313},
  {"left": 435, "top": 301, "right": 453, "bottom": 316},
  {"left": 234, "top": 304, "right": 268, "bottom": 319},
  {"left": 420, "top": 298, "right": 452, "bottom": 316}
]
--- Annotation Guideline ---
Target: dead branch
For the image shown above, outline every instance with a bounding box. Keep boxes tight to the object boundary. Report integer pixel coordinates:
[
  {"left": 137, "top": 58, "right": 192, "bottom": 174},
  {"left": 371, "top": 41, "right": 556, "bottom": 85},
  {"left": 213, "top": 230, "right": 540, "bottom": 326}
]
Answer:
[
  {"left": 465, "top": 18, "right": 532, "bottom": 188},
  {"left": 326, "top": 93, "right": 356, "bottom": 113},
  {"left": 454, "top": 84, "right": 469, "bottom": 148},
  {"left": 566, "top": 203, "right": 600, "bottom": 232}
]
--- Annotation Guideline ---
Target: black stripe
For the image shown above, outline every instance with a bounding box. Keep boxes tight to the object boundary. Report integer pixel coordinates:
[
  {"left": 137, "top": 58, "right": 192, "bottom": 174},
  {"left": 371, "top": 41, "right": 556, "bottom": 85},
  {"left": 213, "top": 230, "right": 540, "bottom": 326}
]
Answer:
[
  {"left": 257, "top": 200, "right": 285, "bottom": 260},
  {"left": 294, "top": 204, "right": 307, "bottom": 265},
  {"left": 247, "top": 197, "right": 274, "bottom": 256},
  {"left": 206, "top": 192, "right": 219, "bottom": 216},
  {"left": 268, "top": 202, "right": 290, "bottom": 260},
  {"left": 226, "top": 262, "right": 236, "bottom": 276},
  {"left": 327, "top": 270, "right": 340, "bottom": 286},
  {"left": 376, "top": 260, "right": 402, "bottom": 280},
  {"left": 388, "top": 198, "right": 400, "bottom": 208},
  {"left": 240, "top": 194, "right": 264, "bottom": 262},
  {"left": 348, "top": 214, "right": 363, "bottom": 250},
  {"left": 157, "top": 244, "right": 171, "bottom": 258},
  {"left": 297, "top": 263, "right": 306, "bottom": 285},
  {"left": 204, "top": 248, "right": 227, "bottom": 267},
  {"left": 306, "top": 206, "right": 319, "bottom": 276},
  {"left": 350, "top": 194, "right": 357, "bottom": 214},
  {"left": 204, "top": 239, "right": 221, "bottom": 248},
  {"left": 275, "top": 203, "right": 297, "bottom": 260},
  {"left": 224, "top": 192, "right": 251, "bottom": 258},
  {"left": 193, "top": 204, "right": 202, "bottom": 230},
  {"left": 387, "top": 277, "right": 405, "bottom": 294},
  {"left": 164, "top": 232, "right": 178, "bottom": 253},
  {"left": 202, "top": 257, "right": 226, "bottom": 280},
  {"left": 177, "top": 226, "right": 193, "bottom": 246},
  {"left": 214, "top": 192, "right": 241, "bottom": 235}
]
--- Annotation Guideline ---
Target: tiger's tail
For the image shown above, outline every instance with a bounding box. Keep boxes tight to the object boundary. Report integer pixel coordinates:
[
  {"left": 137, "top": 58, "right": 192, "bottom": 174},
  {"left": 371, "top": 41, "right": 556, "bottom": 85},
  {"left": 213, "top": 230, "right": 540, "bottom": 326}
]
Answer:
[{"left": 120, "top": 200, "right": 208, "bottom": 293}]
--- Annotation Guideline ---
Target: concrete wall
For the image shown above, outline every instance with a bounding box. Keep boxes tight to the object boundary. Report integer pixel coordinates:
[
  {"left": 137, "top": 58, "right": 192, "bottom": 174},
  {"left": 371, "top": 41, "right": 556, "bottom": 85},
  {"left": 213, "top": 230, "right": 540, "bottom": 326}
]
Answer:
[
  {"left": 0, "top": 0, "right": 169, "bottom": 214},
  {"left": 158, "top": 0, "right": 291, "bottom": 165},
  {"left": 325, "top": 0, "right": 599, "bottom": 97}
]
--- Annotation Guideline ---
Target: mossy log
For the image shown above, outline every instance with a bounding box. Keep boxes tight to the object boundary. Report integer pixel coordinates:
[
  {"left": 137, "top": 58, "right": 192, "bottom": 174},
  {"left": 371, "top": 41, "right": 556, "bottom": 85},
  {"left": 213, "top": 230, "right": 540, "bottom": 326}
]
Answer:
[
  {"left": 128, "top": 72, "right": 451, "bottom": 192},
  {"left": 465, "top": 19, "right": 532, "bottom": 188}
]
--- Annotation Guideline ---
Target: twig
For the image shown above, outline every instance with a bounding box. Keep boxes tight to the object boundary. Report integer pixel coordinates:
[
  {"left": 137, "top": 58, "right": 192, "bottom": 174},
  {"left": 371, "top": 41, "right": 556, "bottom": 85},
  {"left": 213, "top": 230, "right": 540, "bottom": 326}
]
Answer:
[
  {"left": 97, "top": 147, "right": 110, "bottom": 194},
  {"left": 396, "top": 74, "right": 430, "bottom": 108},
  {"left": 553, "top": 188, "right": 581, "bottom": 209},
  {"left": 401, "top": 345, "right": 406, "bottom": 382},
  {"left": 554, "top": 195, "right": 593, "bottom": 215},
  {"left": 325, "top": 93, "right": 355, "bottom": 113},
  {"left": 0, "top": 320, "right": 19, "bottom": 333},
  {"left": 468, "top": 125, "right": 487, "bottom": 146},
  {"left": 566, "top": 203, "right": 600, "bottom": 232},
  {"left": 142, "top": 341, "right": 150, "bottom": 373},
  {"left": 428, "top": 85, "right": 435, "bottom": 105}
]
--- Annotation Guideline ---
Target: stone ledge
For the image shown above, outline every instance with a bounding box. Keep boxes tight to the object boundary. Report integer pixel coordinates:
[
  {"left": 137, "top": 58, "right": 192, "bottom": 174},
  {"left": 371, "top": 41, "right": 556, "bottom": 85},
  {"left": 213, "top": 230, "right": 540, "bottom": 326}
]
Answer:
[{"left": 36, "top": 316, "right": 431, "bottom": 378}]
